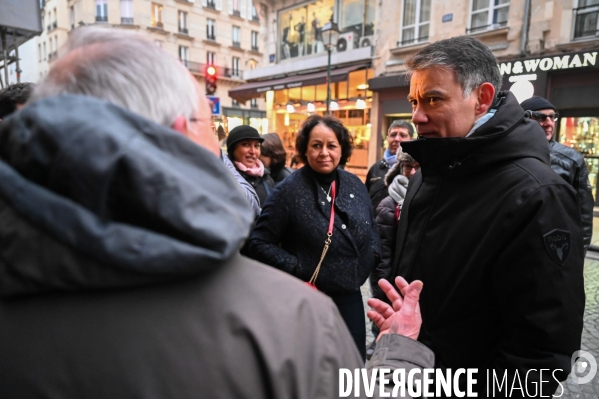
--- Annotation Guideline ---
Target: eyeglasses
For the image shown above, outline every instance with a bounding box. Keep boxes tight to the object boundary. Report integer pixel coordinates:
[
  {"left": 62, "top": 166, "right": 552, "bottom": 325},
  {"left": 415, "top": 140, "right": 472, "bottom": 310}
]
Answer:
[
  {"left": 530, "top": 112, "right": 559, "bottom": 122},
  {"left": 388, "top": 132, "right": 412, "bottom": 140},
  {"left": 402, "top": 164, "right": 420, "bottom": 172}
]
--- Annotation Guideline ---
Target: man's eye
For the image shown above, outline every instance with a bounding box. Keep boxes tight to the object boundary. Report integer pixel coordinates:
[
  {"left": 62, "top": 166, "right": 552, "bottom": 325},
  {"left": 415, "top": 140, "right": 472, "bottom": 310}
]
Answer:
[{"left": 429, "top": 97, "right": 439, "bottom": 104}]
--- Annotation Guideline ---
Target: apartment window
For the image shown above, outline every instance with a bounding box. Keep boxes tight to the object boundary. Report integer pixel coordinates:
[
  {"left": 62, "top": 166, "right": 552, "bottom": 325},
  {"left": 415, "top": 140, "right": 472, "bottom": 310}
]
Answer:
[
  {"left": 179, "top": 11, "right": 188, "bottom": 34},
  {"left": 232, "top": 57, "right": 240, "bottom": 77},
  {"left": 251, "top": 31, "right": 259, "bottom": 51},
  {"left": 70, "top": 6, "right": 75, "bottom": 29},
  {"left": 49, "top": 38, "right": 53, "bottom": 59},
  {"left": 207, "top": 51, "right": 215, "bottom": 65},
  {"left": 121, "top": 0, "right": 134, "bottom": 24},
  {"left": 151, "top": 3, "right": 163, "bottom": 28},
  {"left": 207, "top": 19, "right": 216, "bottom": 40},
  {"left": 95, "top": 0, "right": 108, "bottom": 22},
  {"left": 469, "top": 0, "right": 509, "bottom": 33},
  {"left": 38, "top": 44, "right": 41, "bottom": 61},
  {"left": 43, "top": 42, "right": 46, "bottom": 60},
  {"left": 232, "top": 99, "right": 240, "bottom": 107},
  {"left": 400, "top": 0, "right": 430, "bottom": 46},
  {"left": 230, "top": 0, "right": 242, "bottom": 17},
  {"left": 250, "top": 98, "right": 258, "bottom": 108},
  {"left": 204, "top": 0, "right": 220, "bottom": 10},
  {"left": 53, "top": 8, "right": 57, "bottom": 29},
  {"left": 179, "top": 46, "right": 189, "bottom": 66},
  {"left": 251, "top": 2, "right": 259, "bottom": 21},
  {"left": 574, "top": 0, "right": 599, "bottom": 38},
  {"left": 232, "top": 26, "right": 241, "bottom": 47}
]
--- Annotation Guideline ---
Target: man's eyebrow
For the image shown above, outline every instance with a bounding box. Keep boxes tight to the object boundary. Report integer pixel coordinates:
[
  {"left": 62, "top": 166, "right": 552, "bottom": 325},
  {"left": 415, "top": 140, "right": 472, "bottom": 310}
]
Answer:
[{"left": 407, "top": 90, "right": 446, "bottom": 101}]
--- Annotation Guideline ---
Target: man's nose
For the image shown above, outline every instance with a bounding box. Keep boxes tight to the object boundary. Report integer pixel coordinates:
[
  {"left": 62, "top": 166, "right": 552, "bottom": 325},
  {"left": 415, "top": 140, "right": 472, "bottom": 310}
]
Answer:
[{"left": 412, "top": 105, "right": 427, "bottom": 124}]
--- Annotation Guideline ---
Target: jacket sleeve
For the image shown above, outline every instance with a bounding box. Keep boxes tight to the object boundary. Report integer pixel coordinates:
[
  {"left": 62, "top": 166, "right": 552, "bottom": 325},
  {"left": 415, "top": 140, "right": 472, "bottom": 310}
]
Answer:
[
  {"left": 221, "top": 150, "right": 261, "bottom": 216},
  {"left": 574, "top": 158, "right": 594, "bottom": 253},
  {"left": 491, "top": 183, "right": 584, "bottom": 396},
  {"left": 370, "top": 197, "right": 397, "bottom": 301},
  {"left": 246, "top": 186, "right": 300, "bottom": 275}
]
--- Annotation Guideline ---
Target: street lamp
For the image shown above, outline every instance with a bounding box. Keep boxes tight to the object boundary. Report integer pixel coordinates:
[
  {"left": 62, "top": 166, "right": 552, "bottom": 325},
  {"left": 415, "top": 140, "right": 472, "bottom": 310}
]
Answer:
[{"left": 321, "top": 19, "right": 339, "bottom": 115}]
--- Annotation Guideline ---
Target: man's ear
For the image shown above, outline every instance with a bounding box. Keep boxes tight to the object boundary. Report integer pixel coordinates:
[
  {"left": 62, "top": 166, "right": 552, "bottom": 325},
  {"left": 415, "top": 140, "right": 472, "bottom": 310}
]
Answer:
[
  {"left": 171, "top": 115, "right": 188, "bottom": 135},
  {"left": 476, "top": 82, "right": 496, "bottom": 116}
]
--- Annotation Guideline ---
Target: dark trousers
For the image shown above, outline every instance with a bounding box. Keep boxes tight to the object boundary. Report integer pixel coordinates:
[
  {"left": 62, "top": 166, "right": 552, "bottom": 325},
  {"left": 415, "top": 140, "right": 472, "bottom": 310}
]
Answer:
[{"left": 330, "top": 290, "right": 366, "bottom": 360}]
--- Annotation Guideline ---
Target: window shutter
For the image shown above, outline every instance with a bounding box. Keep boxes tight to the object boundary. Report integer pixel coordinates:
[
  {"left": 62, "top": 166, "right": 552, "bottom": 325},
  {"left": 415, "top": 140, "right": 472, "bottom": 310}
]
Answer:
[{"left": 240, "top": 0, "right": 247, "bottom": 19}]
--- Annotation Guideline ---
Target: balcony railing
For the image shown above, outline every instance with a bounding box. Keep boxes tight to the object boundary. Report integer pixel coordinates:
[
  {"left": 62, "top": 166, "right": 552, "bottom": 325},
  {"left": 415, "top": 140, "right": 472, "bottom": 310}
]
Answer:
[
  {"left": 466, "top": 20, "right": 508, "bottom": 34},
  {"left": 206, "top": 0, "right": 217, "bottom": 9},
  {"left": 182, "top": 61, "right": 243, "bottom": 78},
  {"left": 397, "top": 35, "right": 429, "bottom": 47},
  {"left": 121, "top": 17, "right": 134, "bottom": 25},
  {"left": 573, "top": 5, "right": 599, "bottom": 39},
  {"left": 179, "top": 27, "right": 189, "bottom": 35},
  {"left": 251, "top": 45, "right": 259, "bottom": 52},
  {"left": 251, "top": 14, "right": 259, "bottom": 22},
  {"left": 47, "top": 24, "right": 51, "bottom": 32},
  {"left": 232, "top": 9, "right": 241, "bottom": 17},
  {"left": 232, "top": 41, "right": 241, "bottom": 47},
  {"left": 151, "top": 21, "right": 164, "bottom": 29},
  {"left": 95, "top": 15, "right": 108, "bottom": 23},
  {"left": 206, "top": 33, "right": 216, "bottom": 40}
]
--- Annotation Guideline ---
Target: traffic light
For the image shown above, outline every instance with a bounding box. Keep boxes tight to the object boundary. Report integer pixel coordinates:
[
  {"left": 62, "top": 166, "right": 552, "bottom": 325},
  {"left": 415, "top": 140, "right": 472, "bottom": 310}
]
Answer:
[{"left": 205, "top": 65, "right": 217, "bottom": 95}]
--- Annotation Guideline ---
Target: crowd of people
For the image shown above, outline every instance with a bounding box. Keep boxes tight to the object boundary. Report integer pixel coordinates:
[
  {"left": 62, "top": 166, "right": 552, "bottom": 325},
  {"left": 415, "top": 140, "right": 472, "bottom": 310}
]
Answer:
[{"left": 0, "top": 25, "right": 589, "bottom": 398}]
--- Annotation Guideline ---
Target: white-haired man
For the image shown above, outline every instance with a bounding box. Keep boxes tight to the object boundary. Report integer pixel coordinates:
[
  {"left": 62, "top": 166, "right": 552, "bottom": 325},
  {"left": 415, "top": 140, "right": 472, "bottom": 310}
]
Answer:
[{"left": 0, "top": 27, "right": 430, "bottom": 398}]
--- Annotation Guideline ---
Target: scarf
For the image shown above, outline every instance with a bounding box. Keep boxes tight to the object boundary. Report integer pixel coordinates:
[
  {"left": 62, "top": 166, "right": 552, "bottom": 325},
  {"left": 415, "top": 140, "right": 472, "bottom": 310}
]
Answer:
[
  {"left": 235, "top": 159, "right": 265, "bottom": 177},
  {"left": 384, "top": 148, "right": 397, "bottom": 168}
]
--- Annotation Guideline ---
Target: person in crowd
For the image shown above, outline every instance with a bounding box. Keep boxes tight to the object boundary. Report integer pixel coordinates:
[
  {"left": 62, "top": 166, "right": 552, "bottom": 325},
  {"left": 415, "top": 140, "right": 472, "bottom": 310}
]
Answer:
[
  {"left": 366, "top": 152, "right": 419, "bottom": 360},
  {"left": 0, "top": 82, "right": 34, "bottom": 121},
  {"left": 365, "top": 120, "right": 415, "bottom": 209},
  {"left": 247, "top": 115, "right": 381, "bottom": 360},
  {"left": 227, "top": 125, "right": 275, "bottom": 208},
  {"left": 0, "top": 26, "right": 433, "bottom": 399},
  {"left": 521, "top": 96, "right": 594, "bottom": 253},
  {"left": 259, "top": 132, "right": 294, "bottom": 184},
  {"left": 290, "top": 152, "right": 305, "bottom": 169},
  {"left": 390, "top": 36, "right": 584, "bottom": 395}
]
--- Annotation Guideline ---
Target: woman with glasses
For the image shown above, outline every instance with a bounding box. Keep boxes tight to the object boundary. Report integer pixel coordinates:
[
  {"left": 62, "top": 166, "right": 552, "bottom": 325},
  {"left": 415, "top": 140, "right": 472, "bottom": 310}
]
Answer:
[{"left": 246, "top": 115, "right": 381, "bottom": 360}]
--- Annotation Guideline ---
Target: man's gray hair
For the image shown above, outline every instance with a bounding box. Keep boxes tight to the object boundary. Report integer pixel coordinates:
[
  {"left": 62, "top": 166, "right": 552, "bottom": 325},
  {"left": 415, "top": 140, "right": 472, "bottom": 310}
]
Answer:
[
  {"left": 30, "top": 26, "right": 198, "bottom": 127},
  {"left": 405, "top": 36, "right": 502, "bottom": 98},
  {"left": 388, "top": 120, "right": 415, "bottom": 137}
]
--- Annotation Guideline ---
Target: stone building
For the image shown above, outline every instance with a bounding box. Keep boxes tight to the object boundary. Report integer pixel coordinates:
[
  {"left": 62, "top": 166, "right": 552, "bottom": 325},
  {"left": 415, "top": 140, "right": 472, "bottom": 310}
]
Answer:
[{"left": 36, "top": 0, "right": 267, "bottom": 132}]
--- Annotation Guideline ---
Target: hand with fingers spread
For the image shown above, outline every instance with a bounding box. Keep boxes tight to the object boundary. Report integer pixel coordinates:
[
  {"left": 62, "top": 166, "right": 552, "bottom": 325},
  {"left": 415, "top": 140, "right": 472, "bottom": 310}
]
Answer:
[{"left": 366, "top": 276, "right": 423, "bottom": 341}]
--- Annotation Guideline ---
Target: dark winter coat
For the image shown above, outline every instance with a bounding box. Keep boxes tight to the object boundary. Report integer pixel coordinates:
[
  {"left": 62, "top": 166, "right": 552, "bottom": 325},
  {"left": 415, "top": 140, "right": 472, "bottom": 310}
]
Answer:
[
  {"left": 236, "top": 168, "right": 275, "bottom": 207},
  {"left": 548, "top": 139, "right": 594, "bottom": 252},
  {"left": 365, "top": 158, "right": 389, "bottom": 193},
  {"left": 247, "top": 166, "right": 381, "bottom": 294},
  {"left": 271, "top": 165, "right": 294, "bottom": 184},
  {"left": 392, "top": 91, "right": 584, "bottom": 395},
  {"left": 0, "top": 95, "right": 429, "bottom": 399}
]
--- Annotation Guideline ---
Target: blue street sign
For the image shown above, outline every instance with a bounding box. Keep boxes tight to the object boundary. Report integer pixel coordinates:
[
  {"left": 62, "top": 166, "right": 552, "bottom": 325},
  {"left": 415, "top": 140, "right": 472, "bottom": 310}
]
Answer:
[
  {"left": 442, "top": 14, "right": 453, "bottom": 23},
  {"left": 207, "top": 96, "right": 221, "bottom": 116}
]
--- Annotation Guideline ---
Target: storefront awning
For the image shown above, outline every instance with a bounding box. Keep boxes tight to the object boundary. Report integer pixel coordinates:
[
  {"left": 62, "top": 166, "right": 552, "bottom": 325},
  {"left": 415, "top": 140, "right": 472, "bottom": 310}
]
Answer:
[{"left": 229, "top": 64, "right": 370, "bottom": 103}]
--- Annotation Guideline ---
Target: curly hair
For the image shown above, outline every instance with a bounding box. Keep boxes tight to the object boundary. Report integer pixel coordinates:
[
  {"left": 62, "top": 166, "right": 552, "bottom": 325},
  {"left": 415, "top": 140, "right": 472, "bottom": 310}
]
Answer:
[
  {"left": 295, "top": 115, "right": 353, "bottom": 166},
  {"left": 0, "top": 82, "right": 34, "bottom": 119}
]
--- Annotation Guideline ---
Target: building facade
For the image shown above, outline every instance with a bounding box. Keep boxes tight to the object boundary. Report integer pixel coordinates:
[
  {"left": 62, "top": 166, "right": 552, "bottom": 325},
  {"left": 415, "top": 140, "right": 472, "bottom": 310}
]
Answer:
[
  {"left": 35, "top": 0, "right": 266, "bottom": 133},
  {"left": 230, "top": 0, "right": 376, "bottom": 178},
  {"left": 369, "top": 0, "right": 599, "bottom": 198}
]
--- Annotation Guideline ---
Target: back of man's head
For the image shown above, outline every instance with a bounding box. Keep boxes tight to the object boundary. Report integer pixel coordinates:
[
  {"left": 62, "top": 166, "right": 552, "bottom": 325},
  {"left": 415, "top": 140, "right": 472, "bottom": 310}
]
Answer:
[
  {"left": 30, "top": 26, "right": 197, "bottom": 127},
  {"left": 405, "top": 35, "right": 502, "bottom": 98},
  {"left": 0, "top": 83, "right": 34, "bottom": 119}
]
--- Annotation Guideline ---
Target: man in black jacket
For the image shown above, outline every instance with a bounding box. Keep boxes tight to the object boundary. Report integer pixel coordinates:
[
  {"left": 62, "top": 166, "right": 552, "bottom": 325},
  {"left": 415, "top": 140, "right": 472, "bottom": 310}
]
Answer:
[
  {"left": 391, "top": 36, "right": 584, "bottom": 397},
  {"left": 521, "top": 96, "right": 594, "bottom": 253}
]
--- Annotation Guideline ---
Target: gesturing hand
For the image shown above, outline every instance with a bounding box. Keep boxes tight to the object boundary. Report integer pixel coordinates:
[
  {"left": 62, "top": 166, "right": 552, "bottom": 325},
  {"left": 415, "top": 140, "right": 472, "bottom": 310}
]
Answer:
[{"left": 366, "top": 276, "right": 423, "bottom": 341}]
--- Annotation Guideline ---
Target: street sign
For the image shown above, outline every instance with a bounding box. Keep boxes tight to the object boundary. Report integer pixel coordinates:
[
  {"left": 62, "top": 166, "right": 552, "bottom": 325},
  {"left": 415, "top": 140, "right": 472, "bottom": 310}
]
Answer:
[{"left": 207, "top": 96, "right": 221, "bottom": 116}]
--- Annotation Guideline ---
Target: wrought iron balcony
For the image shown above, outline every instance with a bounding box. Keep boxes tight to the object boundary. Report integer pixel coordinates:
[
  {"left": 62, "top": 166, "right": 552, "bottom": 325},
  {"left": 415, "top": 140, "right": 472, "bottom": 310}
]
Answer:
[
  {"left": 121, "top": 17, "right": 134, "bottom": 25},
  {"left": 466, "top": 20, "right": 507, "bottom": 34},
  {"left": 95, "top": 15, "right": 108, "bottom": 23},
  {"left": 179, "top": 27, "right": 189, "bottom": 35}
]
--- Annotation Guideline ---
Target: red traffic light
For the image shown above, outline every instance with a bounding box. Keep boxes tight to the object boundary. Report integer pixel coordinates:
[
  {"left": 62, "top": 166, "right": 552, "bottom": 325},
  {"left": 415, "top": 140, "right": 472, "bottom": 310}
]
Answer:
[{"left": 206, "top": 66, "right": 217, "bottom": 76}]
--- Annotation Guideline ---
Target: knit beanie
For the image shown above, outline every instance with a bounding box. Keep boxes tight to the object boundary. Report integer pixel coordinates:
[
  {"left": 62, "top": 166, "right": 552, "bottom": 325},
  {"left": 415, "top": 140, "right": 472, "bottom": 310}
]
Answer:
[{"left": 520, "top": 96, "right": 556, "bottom": 111}]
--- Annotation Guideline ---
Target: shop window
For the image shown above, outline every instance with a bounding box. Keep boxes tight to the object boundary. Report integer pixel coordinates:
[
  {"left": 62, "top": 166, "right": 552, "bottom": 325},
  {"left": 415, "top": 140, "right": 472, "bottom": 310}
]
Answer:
[
  {"left": 121, "top": 0, "right": 133, "bottom": 25},
  {"left": 151, "top": 3, "right": 163, "bottom": 28},
  {"left": 207, "top": 19, "right": 216, "bottom": 40},
  {"left": 400, "top": 0, "right": 430, "bottom": 46},
  {"left": 274, "top": 89, "right": 289, "bottom": 105},
  {"left": 560, "top": 116, "right": 599, "bottom": 199},
  {"left": 250, "top": 98, "right": 259, "bottom": 109},
  {"left": 573, "top": 0, "right": 599, "bottom": 39},
  {"left": 468, "top": 0, "right": 509, "bottom": 34},
  {"left": 278, "top": 0, "right": 335, "bottom": 61},
  {"left": 301, "top": 86, "right": 315, "bottom": 102},
  {"left": 96, "top": 0, "right": 108, "bottom": 22},
  {"left": 315, "top": 84, "right": 328, "bottom": 102},
  {"left": 288, "top": 87, "right": 302, "bottom": 103}
]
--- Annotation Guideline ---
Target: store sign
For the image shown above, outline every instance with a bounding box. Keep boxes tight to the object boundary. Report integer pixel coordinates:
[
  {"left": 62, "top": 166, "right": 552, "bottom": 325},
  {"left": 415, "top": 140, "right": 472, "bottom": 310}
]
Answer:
[{"left": 499, "top": 52, "right": 598, "bottom": 77}]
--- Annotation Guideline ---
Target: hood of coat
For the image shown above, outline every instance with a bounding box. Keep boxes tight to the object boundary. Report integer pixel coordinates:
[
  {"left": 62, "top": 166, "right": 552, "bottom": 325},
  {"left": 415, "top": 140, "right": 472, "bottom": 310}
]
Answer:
[
  {"left": 400, "top": 91, "right": 550, "bottom": 178},
  {"left": 0, "top": 95, "right": 254, "bottom": 297}
]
